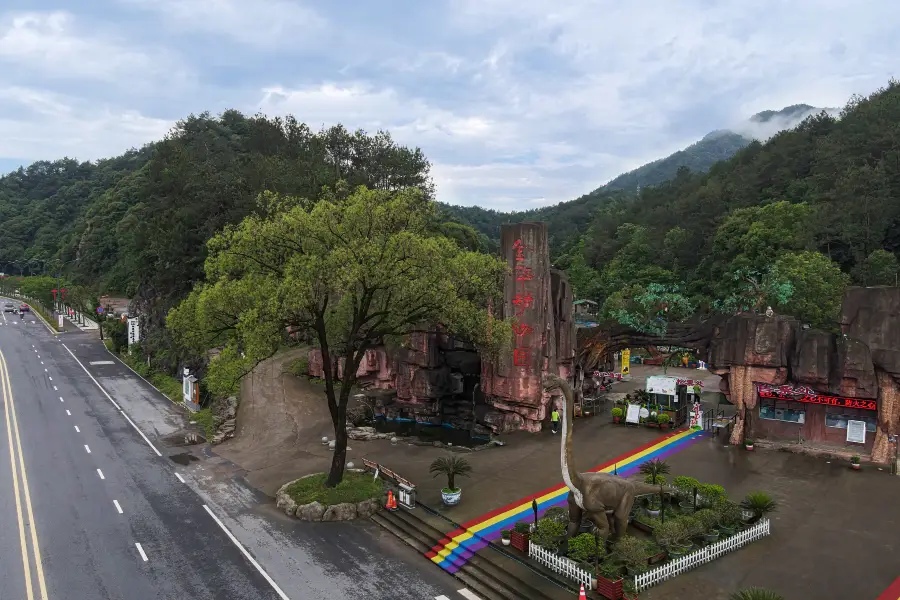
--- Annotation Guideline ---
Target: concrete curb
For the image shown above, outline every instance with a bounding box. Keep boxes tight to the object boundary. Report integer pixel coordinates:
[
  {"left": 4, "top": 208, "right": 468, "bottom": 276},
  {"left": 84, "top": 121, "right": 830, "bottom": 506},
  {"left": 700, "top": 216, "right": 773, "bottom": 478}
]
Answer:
[{"left": 23, "top": 301, "right": 62, "bottom": 336}]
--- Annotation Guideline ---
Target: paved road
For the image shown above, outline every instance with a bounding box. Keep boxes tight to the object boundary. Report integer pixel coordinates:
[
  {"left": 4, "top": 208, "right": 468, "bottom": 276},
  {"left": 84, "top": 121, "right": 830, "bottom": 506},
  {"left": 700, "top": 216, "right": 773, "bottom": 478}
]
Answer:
[{"left": 0, "top": 303, "right": 476, "bottom": 600}]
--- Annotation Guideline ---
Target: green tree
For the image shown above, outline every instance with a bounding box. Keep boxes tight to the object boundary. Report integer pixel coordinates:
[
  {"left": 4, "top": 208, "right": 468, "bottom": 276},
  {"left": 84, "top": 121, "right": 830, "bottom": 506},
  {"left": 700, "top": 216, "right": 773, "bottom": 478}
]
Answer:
[
  {"left": 604, "top": 283, "right": 695, "bottom": 336},
  {"left": 556, "top": 240, "right": 601, "bottom": 300},
  {"left": 770, "top": 251, "right": 850, "bottom": 329},
  {"left": 853, "top": 249, "right": 899, "bottom": 286},
  {"left": 713, "top": 268, "right": 794, "bottom": 315},
  {"left": 168, "top": 185, "right": 509, "bottom": 487}
]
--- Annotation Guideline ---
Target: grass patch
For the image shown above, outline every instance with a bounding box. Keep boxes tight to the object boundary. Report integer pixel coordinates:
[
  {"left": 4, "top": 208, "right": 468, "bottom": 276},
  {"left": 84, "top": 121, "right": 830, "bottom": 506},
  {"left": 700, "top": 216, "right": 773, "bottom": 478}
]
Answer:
[
  {"left": 284, "top": 471, "right": 384, "bottom": 506},
  {"left": 117, "top": 351, "right": 183, "bottom": 404},
  {"left": 193, "top": 408, "right": 216, "bottom": 439}
]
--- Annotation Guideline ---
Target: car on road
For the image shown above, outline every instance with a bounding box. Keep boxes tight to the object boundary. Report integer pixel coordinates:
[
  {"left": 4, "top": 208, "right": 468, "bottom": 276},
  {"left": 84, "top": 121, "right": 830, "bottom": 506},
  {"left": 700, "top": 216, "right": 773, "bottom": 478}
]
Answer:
[
  {"left": 19, "top": 304, "right": 29, "bottom": 312},
  {"left": 3, "top": 303, "right": 14, "bottom": 312}
]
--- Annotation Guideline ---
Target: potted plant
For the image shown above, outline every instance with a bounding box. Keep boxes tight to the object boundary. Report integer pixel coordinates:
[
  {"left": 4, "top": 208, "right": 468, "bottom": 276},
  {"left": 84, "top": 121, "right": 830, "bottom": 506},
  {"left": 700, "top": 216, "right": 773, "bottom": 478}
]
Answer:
[
  {"left": 740, "top": 491, "right": 777, "bottom": 524},
  {"left": 500, "top": 530, "right": 512, "bottom": 546},
  {"left": 693, "top": 508, "right": 720, "bottom": 543},
  {"left": 429, "top": 455, "right": 472, "bottom": 506},
  {"left": 623, "top": 579, "right": 640, "bottom": 600},
  {"left": 510, "top": 521, "right": 531, "bottom": 552},
  {"left": 531, "top": 517, "right": 567, "bottom": 553},
  {"left": 657, "top": 412, "right": 671, "bottom": 429},
  {"left": 850, "top": 455, "right": 861, "bottom": 470},
  {"left": 597, "top": 560, "right": 624, "bottom": 599},
  {"left": 717, "top": 501, "right": 743, "bottom": 536},
  {"left": 614, "top": 535, "right": 650, "bottom": 576},
  {"left": 567, "top": 532, "right": 604, "bottom": 565},
  {"left": 612, "top": 406, "right": 624, "bottom": 424},
  {"left": 744, "top": 438, "right": 755, "bottom": 451},
  {"left": 729, "top": 588, "right": 785, "bottom": 600}
]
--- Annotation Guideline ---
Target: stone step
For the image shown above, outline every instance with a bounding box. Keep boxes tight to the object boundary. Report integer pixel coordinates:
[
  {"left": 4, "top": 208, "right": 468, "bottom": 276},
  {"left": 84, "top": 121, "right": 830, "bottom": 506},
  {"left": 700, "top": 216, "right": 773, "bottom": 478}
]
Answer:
[
  {"left": 413, "top": 506, "right": 580, "bottom": 597},
  {"left": 379, "top": 507, "right": 571, "bottom": 600}
]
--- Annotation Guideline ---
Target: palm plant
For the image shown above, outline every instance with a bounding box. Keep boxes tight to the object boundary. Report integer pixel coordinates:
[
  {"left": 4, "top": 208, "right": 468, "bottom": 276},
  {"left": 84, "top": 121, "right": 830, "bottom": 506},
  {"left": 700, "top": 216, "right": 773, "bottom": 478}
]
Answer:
[
  {"left": 429, "top": 455, "right": 472, "bottom": 492},
  {"left": 729, "top": 587, "right": 785, "bottom": 600},
  {"left": 740, "top": 492, "right": 777, "bottom": 522},
  {"left": 638, "top": 458, "right": 670, "bottom": 485}
]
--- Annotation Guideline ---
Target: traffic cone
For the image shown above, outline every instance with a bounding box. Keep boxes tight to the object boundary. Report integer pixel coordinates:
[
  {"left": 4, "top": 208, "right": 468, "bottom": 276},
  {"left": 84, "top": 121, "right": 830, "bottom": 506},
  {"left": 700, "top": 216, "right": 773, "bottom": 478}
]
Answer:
[
  {"left": 578, "top": 583, "right": 587, "bottom": 599},
  {"left": 385, "top": 490, "right": 398, "bottom": 511}
]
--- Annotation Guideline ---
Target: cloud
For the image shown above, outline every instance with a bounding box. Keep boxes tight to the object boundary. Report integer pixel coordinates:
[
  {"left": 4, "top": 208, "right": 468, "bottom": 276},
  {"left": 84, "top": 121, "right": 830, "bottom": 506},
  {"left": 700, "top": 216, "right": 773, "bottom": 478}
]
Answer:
[
  {"left": 0, "top": 86, "right": 172, "bottom": 162},
  {"left": 121, "top": 0, "right": 326, "bottom": 48},
  {"left": 3, "top": 0, "right": 900, "bottom": 208}
]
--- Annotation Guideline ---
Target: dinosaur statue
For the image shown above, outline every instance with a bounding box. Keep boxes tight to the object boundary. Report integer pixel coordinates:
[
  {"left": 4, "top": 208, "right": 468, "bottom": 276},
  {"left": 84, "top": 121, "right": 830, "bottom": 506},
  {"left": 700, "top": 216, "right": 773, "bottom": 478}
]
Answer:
[{"left": 543, "top": 373, "right": 667, "bottom": 544}]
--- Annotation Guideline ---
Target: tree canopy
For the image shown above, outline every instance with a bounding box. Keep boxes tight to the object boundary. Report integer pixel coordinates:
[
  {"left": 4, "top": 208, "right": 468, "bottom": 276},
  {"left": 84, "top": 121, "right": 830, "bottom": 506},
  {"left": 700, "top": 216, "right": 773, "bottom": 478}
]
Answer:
[{"left": 168, "top": 184, "right": 508, "bottom": 485}]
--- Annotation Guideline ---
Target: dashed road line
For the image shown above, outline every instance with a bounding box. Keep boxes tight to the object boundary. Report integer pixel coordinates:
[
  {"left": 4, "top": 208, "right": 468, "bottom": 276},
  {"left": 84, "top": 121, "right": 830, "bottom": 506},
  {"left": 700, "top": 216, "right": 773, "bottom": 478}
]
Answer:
[
  {"left": 202, "top": 505, "right": 290, "bottom": 600},
  {"left": 65, "top": 410, "right": 70, "bottom": 416},
  {"left": 59, "top": 397, "right": 63, "bottom": 403},
  {"left": 47, "top": 377, "right": 51, "bottom": 381},
  {"left": 84, "top": 445, "right": 91, "bottom": 454},
  {"left": 96, "top": 469, "right": 105, "bottom": 480},
  {"left": 135, "top": 543, "right": 148, "bottom": 562},
  {"left": 113, "top": 500, "right": 123, "bottom": 514},
  {"left": 52, "top": 386, "right": 57, "bottom": 391},
  {"left": 74, "top": 426, "right": 80, "bottom": 433},
  {"left": 457, "top": 590, "right": 481, "bottom": 600},
  {"left": 175, "top": 473, "right": 186, "bottom": 484}
]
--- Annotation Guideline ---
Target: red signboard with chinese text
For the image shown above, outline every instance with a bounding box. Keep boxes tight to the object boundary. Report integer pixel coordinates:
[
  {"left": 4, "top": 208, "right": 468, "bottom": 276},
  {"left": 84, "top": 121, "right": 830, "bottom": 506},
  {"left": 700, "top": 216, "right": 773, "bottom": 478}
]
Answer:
[{"left": 756, "top": 383, "right": 877, "bottom": 411}]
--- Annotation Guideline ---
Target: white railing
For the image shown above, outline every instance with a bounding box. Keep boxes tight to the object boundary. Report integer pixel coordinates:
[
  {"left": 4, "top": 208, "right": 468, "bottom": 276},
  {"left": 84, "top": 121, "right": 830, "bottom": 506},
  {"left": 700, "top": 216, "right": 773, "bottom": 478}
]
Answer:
[
  {"left": 528, "top": 542, "right": 593, "bottom": 590},
  {"left": 633, "top": 518, "right": 771, "bottom": 591}
]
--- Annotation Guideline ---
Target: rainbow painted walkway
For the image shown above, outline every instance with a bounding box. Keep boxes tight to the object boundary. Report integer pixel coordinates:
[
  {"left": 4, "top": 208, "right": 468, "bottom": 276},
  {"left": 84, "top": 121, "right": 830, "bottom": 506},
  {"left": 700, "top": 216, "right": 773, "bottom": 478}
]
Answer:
[
  {"left": 426, "top": 427, "right": 709, "bottom": 573},
  {"left": 877, "top": 577, "right": 900, "bottom": 600}
]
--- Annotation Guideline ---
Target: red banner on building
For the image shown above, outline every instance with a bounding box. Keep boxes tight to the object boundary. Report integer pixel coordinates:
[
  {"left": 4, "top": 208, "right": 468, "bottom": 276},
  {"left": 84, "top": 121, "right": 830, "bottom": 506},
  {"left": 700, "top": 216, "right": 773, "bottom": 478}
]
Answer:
[{"left": 756, "top": 383, "right": 877, "bottom": 411}]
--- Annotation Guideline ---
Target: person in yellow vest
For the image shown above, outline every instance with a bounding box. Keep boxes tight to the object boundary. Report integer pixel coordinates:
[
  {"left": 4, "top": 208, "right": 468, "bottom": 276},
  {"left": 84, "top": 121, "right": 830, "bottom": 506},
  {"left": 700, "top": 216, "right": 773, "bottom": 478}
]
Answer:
[{"left": 551, "top": 406, "right": 560, "bottom": 434}]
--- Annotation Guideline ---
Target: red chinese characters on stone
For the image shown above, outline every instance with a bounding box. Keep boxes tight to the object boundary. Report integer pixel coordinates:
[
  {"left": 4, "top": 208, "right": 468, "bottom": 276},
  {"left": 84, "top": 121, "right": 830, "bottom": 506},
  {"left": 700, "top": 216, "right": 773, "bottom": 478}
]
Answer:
[
  {"left": 515, "top": 265, "right": 534, "bottom": 281},
  {"left": 511, "top": 320, "right": 534, "bottom": 337},
  {"left": 512, "top": 292, "right": 534, "bottom": 316},
  {"left": 513, "top": 239, "right": 527, "bottom": 262},
  {"left": 513, "top": 348, "right": 531, "bottom": 367}
]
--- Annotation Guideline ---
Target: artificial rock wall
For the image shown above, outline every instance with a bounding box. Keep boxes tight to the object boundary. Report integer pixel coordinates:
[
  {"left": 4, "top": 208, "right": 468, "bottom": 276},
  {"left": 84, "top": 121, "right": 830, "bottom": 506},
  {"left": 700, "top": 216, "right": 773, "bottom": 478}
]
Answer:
[{"left": 306, "top": 221, "right": 576, "bottom": 434}]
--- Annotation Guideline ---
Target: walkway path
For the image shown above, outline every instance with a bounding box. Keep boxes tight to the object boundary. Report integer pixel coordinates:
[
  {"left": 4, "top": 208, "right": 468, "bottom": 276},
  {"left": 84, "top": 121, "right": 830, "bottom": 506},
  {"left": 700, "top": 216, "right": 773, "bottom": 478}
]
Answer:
[{"left": 427, "top": 428, "right": 709, "bottom": 573}]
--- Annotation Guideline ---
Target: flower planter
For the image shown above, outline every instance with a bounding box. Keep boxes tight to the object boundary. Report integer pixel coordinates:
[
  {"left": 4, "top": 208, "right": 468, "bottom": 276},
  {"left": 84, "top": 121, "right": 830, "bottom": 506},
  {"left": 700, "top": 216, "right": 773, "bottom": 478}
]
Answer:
[
  {"left": 648, "top": 550, "right": 668, "bottom": 565},
  {"left": 646, "top": 507, "right": 661, "bottom": 518},
  {"left": 501, "top": 537, "right": 511, "bottom": 546},
  {"left": 704, "top": 531, "right": 720, "bottom": 543},
  {"left": 613, "top": 416, "right": 622, "bottom": 424},
  {"left": 745, "top": 444, "right": 754, "bottom": 451},
  {"left": 441, "top": 488, "right": 462, "bottom": 506},
  {"left": 678, "top": 501, "right": 695, "bottom": 511},
  {"left": 659, "top": 423, "right": 670, "bottom": 430},
  {"left": 631, "top": 519, "right": 654, "bottom": 534},
  {"left": 597, "top": 576, "right": 623, "bottom": 600},
  {"left": 509, "top": 531, "right": 530, "bottom": 553},
  {"left": 667, "top": 544, "right": 692, "bottom": 559},
  {"left": 851, "top": 463, "right": 860, "bottom": 470}
]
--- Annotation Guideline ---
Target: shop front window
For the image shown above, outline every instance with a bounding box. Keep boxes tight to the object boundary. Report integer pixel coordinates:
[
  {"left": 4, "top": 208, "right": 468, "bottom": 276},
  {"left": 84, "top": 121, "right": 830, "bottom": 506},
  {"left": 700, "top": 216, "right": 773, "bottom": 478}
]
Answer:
[
  {"left": 759, "top": 398, "right": 805, "bottom": 424},
  {"left": 651, "top": 393, "right": 674, "bottom": 409},
  {"left": 825, "top": 406, "right": 877, "bottom": 433}
]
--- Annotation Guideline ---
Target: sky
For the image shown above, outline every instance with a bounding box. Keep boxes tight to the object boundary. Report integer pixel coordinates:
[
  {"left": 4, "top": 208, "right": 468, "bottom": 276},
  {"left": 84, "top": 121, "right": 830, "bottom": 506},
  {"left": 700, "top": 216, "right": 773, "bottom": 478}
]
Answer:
[{"left": 0, "top": 1, "right": 897, "bottom": 210}]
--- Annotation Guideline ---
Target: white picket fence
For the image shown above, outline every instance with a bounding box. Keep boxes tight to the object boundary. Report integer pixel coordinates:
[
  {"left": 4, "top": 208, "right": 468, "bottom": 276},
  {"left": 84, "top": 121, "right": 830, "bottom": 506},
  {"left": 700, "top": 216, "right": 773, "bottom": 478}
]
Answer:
[
  {"left": 528, "top": 541, "right": 593, "bottom": 590},
  {"left": 633, "top": 518, "right": 771, "bottom": 591}
]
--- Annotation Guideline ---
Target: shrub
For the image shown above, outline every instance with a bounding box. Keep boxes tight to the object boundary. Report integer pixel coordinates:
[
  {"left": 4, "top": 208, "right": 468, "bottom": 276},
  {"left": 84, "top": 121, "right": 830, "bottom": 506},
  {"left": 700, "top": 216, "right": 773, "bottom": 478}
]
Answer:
[
  {"left": 850, "top": 454, "right": 861, "bottom": 464},
  {"left": 673, "top": 475, "right": 700, "bottom": 492},
  {"left": 543, "top": 506, "right": 569, "bottom": 525},
  {"left": 679, "top": 516, "right": 704, "bottom": 538},
  {"left": 611, "top": 407, "right": 624, "bottom": 418},
  {"left": 693, "top": 508, "right": 720, "bottom": 532},
  {"left": 729, "top": 588, "right": 785, "bottom": 600},
  {"left": 598, "top": 559, "right": 622, "bottom": 580},
  {"left": 287, "top": 356, "right": 309, "bottom": 377},
  {"left": 501, "top": 530, "right": 511, "bottom": 539},
  {"left": 567, "top": 533, "right": 605, "bottom": 563},
  {"left": 718, "top": 501, "right": 744, "bottom": 528},
  {"left": 513, "top": 521, "right": 531, "bottom": 534},
  {"left": 532, "top": 518, "right": 566, "bottom": 550},
  {"left": 644, "top": 474, "right": 667, "bottom": 486},
  {"left": 612, "top": 536, "right": 649, "bottom": 573},
  {"left": 657, "top": 412, "right": 670, "bottom": 424},
  {"left": 698, "top": 483, "right": 727, "bottom": 505},
  {"left": 652, "top": 520, "right": 683, "bottom": 548}
]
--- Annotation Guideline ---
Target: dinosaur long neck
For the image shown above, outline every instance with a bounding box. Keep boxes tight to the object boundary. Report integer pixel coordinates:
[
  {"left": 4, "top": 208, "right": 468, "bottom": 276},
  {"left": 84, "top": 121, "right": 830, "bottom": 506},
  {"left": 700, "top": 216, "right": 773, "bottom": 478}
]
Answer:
[{"left": 556, "top": 374, "right": 584, "bottom": 507}]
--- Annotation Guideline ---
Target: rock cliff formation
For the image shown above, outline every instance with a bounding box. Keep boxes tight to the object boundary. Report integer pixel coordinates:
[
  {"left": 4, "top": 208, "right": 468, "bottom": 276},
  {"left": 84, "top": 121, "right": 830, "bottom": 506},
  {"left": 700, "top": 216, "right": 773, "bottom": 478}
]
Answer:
[{"left": 306, "top": 222, "right": 576, "bottom": 434}]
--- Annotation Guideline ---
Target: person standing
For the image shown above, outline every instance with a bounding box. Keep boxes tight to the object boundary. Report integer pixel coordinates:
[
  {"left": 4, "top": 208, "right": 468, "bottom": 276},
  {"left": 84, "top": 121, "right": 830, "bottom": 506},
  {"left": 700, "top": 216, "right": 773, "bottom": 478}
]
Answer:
[{"left": 551, "top": 406, "right": 560, "bottom": 434}]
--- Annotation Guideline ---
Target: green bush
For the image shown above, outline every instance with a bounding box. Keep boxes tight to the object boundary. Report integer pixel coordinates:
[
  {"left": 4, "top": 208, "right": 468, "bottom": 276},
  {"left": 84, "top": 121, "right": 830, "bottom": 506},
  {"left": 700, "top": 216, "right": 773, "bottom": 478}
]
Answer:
[
  {"left": 652, "top": 520, "right": 683, "bottom": 548},
  {"left": 287, "top": 356, "right": 309, "bottom": 377},
  {"left": 693, "top": 508, "right": 719, "bottom": 532},
  {"left": 698, "top": 483, "right": 727, "bottom": 504},
  {"left": 284, "top": 471, "right": 384, "bottom": 506},
  {"left": 657, "top": 412, "right": 670, "bottom": 424},
  {"left": 741, "top": 492, "right": 777, "bottom": 521},
  {"left": 611, "top": 407, "right": 623, "bottom": 418},
  {"left": 718, "top": 501, "right": 744, "bottom": 528},
  {"left": 513, "top": 521, "right": 531, "bottom": 534},
  {"left": 531, "top": 518, "right": 566, "bottom": 550},
  {"left": 567, "top": 533, "right": 605, "bottom": 563},
  {"left": 193, "top": 408, "right": 216, "bottom": 439},
  {"left": 644, "top": 474, "right": 667, "bottom": 486},
  {"left": 612, "top": 535, "right": 649, "bottom": 573},
  {"left": 679, "top": 516, "right": 704, "bottom": 538},
  {"left": 543, "top": 506, "right": 569, "bottom": 525}
]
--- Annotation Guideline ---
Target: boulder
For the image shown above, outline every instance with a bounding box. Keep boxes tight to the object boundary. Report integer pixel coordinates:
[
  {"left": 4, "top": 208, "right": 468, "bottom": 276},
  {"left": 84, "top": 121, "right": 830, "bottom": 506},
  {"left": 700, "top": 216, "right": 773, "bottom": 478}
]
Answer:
[
  {"left": 356, "top": 497, "right": 382, "bottom": 519},
  {"left": 275, "top": 491, "right": 298, "bottom": 517},
  {"left": 295, "top": 501, "right": 327, "bottom": 521},
  {"left": 346, "top": 426, "right": 391, "bottom": 441},
  {"left": 322, "top": 502, "right": 359, "bottom": 521}
]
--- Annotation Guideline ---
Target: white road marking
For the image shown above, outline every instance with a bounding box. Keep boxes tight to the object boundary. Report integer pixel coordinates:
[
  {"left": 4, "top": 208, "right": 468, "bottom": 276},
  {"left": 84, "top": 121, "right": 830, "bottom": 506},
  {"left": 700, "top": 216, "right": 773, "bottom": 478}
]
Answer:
[
  {"left": 89, "top": 361, "right": 115, "bottom": 365},
  {"left": 40, "top": 361, "right": 43, "bottom": 365},
  {"left": 47, "top": 376, "right": 51, "bottom": 381},
  {"left": 202, "top": 505, "right": 291, "bottom": 600},
  {"left": 113, "top": 500, "right": 123, "bottom": 514},
  {"left": 44, "top": 368, "right": 47, "bottom": 372},
  {"left": 458, "top": 590, "right": 481, "bottom": 600},
  {"left": 135, "top": 543, "right": 148, "bottom": 562},
  {"left": 74, "top": 426, "right": 80, "bottom": 433},
  {"left": 84, "top": 445, "right": 90, "bottom": 454},
  {"left": 59, "top": 397, "right": 63, "bottom": 402},
  {"left": 62, "top": 344, "right": 163, "bottom": 457},
  {"left": 175, "top": 473, "right": 186, "bottom": 484},
  {"left": 96, "top": 469, "right": 105, "bottom": 480},
  {"left": 53, "top": 386, "right": 57, "bottom": 391},
  {"left": 65, "top": 410, "right": 70, "bottom": 416},
  {"left": 436, "top": 596, "right": 451, "bottom": 600}
]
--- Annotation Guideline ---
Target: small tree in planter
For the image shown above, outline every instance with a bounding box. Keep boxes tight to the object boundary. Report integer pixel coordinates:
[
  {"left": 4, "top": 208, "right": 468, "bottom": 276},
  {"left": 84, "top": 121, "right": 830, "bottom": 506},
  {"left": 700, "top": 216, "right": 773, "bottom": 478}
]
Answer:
[
  {"left": 673, "top": 475, "right": 700, "bottom": 509},
  {"left": 612, "top": 407, "right": 624, "bottom": 424},
  {"left": 613, "top": 535, "right": 650, "bottom": 576},
  {"left": 531, "top": 517, "right": 567, "bottom": 553},
  {"left": 693, "top": 508, "right": 721, "bottom": 542},
  {"left": 740, "top": 492, "right": 777, "bottom": 524},
  {"left": 717, "top": 501, "right": 744, "bottom": 535},
  {"left": 510, "top": 521, "right": 531, "bottom": 552},
  {"left": 850, "top": 455, "right": 861, "bottom": 470},
  {"left": 657, "top": 412, "right": 671, "bottom": 429},
  {"left": 622, "top": 579, "right": 640, "bottom": 600},
  {"left": 429, "top": 455, "right": 472, "bottom": 506},
  {"left": 729, "top": 588, "right": 785, "bottom": 600},
  {"left": 567, "top": 532, "right": 605, "bottom": 564},
  {"left": 500, "top": 530, "right": 512, "bottom": 546},
  {"left": 597, "top": 559, "right": 624, "bottom": 600}
]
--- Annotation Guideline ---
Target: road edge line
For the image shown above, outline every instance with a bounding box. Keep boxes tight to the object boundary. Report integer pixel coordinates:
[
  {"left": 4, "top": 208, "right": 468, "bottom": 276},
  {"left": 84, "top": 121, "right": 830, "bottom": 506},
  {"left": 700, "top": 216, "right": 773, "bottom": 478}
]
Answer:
[
  {"left": 202, "top": 504, "right": 291, "bottom": 600},
  {"left": 102, "top": 345, "right": 187, "bottom": 412},
  {"left": 62, "top": 343, "right": 163, "bottom": 457}
]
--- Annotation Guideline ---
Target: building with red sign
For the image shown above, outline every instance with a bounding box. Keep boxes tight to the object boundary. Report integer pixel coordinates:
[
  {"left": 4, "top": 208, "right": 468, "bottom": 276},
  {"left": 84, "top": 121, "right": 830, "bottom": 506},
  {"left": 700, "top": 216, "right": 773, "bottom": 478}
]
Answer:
[{"left": 754, "top": 382, "right": 877, "bottom": 451}]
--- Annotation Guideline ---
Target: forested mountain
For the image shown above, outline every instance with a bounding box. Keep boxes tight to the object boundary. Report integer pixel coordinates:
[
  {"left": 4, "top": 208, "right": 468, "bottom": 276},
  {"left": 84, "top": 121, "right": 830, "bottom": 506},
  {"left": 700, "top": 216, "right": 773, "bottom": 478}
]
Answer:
[{"left": 441, "top": 104, "right": 829, "bottom": 256}]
